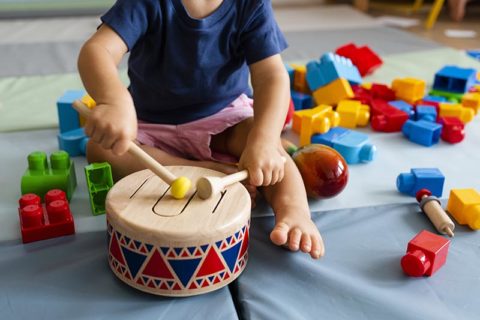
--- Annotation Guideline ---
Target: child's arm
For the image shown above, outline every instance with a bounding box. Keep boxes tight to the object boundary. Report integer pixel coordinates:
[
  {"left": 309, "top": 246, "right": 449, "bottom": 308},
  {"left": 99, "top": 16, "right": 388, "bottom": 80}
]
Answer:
[
  {"left": 78, "top": 24, "right": 137, "bottom": 155},
  {"left": 239, "top": 54, "right": 290, "bottom": 187}
]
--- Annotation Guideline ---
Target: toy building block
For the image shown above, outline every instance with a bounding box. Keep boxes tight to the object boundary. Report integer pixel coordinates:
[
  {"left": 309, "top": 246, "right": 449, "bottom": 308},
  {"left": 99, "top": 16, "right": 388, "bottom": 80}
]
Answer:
[
  {"left": 291, "top": 64, "right": 310, "bottom": 94},
  {"left": 351, "top": 85, "right": 371, "bottom": 105},
  {"left": 58, "top": 127, "right": 89, "bottom": 157},
  {"left": 396, "top": 168, "right": 444, "bottom": 197},
  {"left": 78, "top": 94, "right": 96, "bottom": 127},
  {"left": 21, "top": 151, "right": 77, "bottom": 201},
  {"left": 291, "top": 90, "right": 313, "bottom": 110},
  {"left": 335, "top": 43, "right": 383, "bottom": 77},
  {"left": 433, "top": 66, "right": 477, "bottom": 94},
  {"left": 312, "top": 78, "right": 354, "bottom": 106},
  {"left": 306, "top": 53, "right": 362, "bottom": 91},
  {"left": 389, "top": 100, "right": 415, "bottom": 119},
  {"left": 446, "top": 189, "right": 480, "bottom": 230},
  {"left": 438, "top": 103, "right": 474, "bottom": 124},
  {"left": 85, "top": 162, "right": 114, "bottom": 216},
  {"left": 57, "top": 90, "right": 85, "bottom": 133},
  {"left": 370, "top": 99, "right": 409, "bottom": 132},
  {"left": 285, "top": 63, "right": 295, "bottom": 88},
  {"left": 311, "top": 127, "right": 376, "bottom": 164},
  {"left": 461, "top": 92, "right": 480, "bottom": 114},
  {"left": 438, "top": 117, "right": 465, "bottom": 144},
  {"left": 416, "top": 189, "right": 455, "bottom": 237},
  {"left": 293, "top": 105, "right": 340, "bottom": 146},
  {"left": 284, "top": 99, "right": 295, "bottom": 129},
  {"left": 422, "top": 95, "right": 447, "bottom": 104},
  {"left": 400, "top": 230, "right": 450, "bottom": 277},
  {"left": 336, "top": 100, "right": 370, "bottom": 128},
  {"left": 370, "top": 83, "right": 396, "bottom": 101},
  {"left": 392, "top": 78, "right": 426, "bottom": 104},
  {"left": 415, "top": 105, "right": 437, "bottom": 122},
  {"left": 402, "top": 120, "right": 442, "bottom": 147},
  {"left": 428, "top": 89, "right": 463, "bottom": 103},
  {"left": 18, "top": 189, "right": 75, "bottom": 243}
]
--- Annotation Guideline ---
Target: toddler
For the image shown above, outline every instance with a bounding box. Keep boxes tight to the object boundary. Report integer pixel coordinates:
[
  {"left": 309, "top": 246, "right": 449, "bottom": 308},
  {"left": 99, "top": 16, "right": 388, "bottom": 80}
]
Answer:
[{"left": 78, "top": 0, "right": 324, "bottom": 259}]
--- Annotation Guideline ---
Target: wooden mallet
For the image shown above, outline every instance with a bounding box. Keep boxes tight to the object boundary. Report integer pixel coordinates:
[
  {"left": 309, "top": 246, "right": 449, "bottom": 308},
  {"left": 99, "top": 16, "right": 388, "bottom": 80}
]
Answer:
[
  {"left": 416, "top": 188, "right": 455, "bottom": 237},
  {"left": 72, "top": 100, "right": 191, "bottom": 199},
  {"left": 197, "top": 157, "right": 286, "bottom": 199}
]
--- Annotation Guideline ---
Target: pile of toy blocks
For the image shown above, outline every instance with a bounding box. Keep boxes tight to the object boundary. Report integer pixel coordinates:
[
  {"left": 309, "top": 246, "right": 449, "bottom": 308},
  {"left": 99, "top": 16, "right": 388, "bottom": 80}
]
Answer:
[{"left": 287, "top": 42, "right": 480, "bottom": 164}]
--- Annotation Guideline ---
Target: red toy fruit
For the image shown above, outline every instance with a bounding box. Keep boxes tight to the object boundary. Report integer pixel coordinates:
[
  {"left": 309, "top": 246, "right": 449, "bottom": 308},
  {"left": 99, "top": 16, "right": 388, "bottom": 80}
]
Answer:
[{"left": 292, "top": 144, "right": 349, "bottom": 199}]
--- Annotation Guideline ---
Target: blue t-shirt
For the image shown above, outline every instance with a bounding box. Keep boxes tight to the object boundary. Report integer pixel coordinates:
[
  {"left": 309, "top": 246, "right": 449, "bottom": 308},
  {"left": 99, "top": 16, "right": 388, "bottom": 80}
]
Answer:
[{"left": 101, "top": 0, "right": 288, "bottom": 124}]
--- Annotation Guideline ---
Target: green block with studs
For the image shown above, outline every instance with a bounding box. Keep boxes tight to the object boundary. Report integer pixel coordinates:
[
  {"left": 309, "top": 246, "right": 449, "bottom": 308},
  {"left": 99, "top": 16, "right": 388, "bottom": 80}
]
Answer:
[
  {"left": 85, "top": 162, "right": 113, "bottom": 216},
  {"left": 21, "top": 151, "right": 77, "bottom": 201},
  {"left": 429, "top": 89, "right": 464, "bottom": 103}
]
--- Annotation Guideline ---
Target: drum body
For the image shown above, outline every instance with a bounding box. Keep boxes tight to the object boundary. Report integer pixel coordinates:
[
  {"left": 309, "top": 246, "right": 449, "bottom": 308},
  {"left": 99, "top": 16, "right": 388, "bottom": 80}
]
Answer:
[{"left": 106, "top": 167, "right": 251, "bottom": 296}]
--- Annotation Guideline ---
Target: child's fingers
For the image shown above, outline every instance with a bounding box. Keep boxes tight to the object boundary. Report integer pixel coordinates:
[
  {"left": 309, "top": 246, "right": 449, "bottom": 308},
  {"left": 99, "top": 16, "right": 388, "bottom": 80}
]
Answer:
[
  {"left": 261, "top": 167, "right": 272, "bottom": 186},
  {"left": 101, "top": 135, "right": 117, "bottom": 150},
  {"left": 112, "top": 139, "right": 131, "bottom": 156},
  {"left": 248, "top": 168, "right": 264, "bottom": 186}
]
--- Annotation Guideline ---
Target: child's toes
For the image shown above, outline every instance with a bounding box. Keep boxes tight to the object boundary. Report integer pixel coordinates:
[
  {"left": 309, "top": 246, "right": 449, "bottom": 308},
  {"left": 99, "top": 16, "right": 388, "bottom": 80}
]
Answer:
[
  {"left": 288, "top": 228, "right": 302, "bottom": 251},
  {"left": 310, "top": 235, "right": 325, "bottom": 259},
  {"left": 300, "top": 233, "right": 311, "bottom": 253},
  {"left": 270, "top": 221, "right": 289, "bottom": 246}
]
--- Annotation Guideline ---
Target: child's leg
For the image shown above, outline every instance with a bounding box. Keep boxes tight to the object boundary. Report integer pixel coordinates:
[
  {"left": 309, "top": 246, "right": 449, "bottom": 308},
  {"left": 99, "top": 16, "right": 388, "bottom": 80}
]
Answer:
[
  {"left": 448, "top": 0, "right": 468, "bottom": 21},
  {"left": 86, "top": 140, "right": 238, "bottom": 181},
  {"left": 211, "top": 118, "right": 325, "bottom": 259}
]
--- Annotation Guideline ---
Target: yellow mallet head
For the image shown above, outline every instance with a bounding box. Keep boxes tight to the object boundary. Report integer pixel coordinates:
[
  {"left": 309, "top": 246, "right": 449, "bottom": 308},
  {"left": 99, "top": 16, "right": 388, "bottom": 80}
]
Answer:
[{"left": 170, "top": 176, "right": 192, "bottom": 199}]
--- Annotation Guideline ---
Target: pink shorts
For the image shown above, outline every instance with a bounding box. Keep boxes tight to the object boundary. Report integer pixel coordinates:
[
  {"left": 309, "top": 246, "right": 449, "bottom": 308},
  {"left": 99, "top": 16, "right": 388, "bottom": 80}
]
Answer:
[{"left": 136, "top": 94, "right": 254, "bottom": 163}]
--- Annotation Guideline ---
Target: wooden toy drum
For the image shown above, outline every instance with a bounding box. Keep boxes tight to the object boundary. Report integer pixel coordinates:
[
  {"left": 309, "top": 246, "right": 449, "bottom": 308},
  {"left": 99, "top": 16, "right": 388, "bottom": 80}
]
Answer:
[{"left": 106, "top": 166, "right": 251, "bottom": 296}]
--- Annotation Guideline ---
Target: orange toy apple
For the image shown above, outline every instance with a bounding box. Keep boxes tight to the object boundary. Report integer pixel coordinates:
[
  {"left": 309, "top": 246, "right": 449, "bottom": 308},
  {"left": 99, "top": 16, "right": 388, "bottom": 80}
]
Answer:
[{"left": 292, "top": 144, "right": 349, "bottom": 199}]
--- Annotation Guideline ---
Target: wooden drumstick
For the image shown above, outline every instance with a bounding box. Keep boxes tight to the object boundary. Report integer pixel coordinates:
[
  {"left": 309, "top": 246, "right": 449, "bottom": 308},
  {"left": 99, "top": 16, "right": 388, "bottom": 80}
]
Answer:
[
  {"left": 416, "top": 189, "right": 455, "bottom": 237},
  {"left": 72, "top": 100, "right": 191, "bottom": 199},
  {"left": 197, "top": 157, "right": 287, "bottom": 199}
]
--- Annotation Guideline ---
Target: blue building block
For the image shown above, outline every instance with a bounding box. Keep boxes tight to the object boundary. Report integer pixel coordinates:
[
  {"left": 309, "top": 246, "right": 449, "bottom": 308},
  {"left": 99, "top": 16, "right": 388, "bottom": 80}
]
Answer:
[
  {"left": 433, "top": 66, "right": 477, "bottom": 94},
  {"left": 285, "top": 64, "right": 295, "bottom": 88},
  {"left": 396, "top": 168, "right": 444, "bottom": 197},
  {"left": 311, "top": 127, "right": 376, "bottom": 164},
  {"left": 291, "top": 90, "right": 313, "bottom": 110},
  {"left": 402, "top": 120, "right": 442, "bottom": 147},
  {"left": 57, "top": 90, "right": 86, "bottom": 133},
  {"left": 58, "top": 127, "right": 89, "bottom": 157},
  {"left": 389, "top": 100, "right": 415, "bottom": 119},
  {"left": 416, "top": 105, "right": 437, "bottom": 122},
  {"left": 306, "top": 52, "right": 362, "bottom": 91},
  {"left": 422, "top": 95, "right": 447, "bottom": 103}
]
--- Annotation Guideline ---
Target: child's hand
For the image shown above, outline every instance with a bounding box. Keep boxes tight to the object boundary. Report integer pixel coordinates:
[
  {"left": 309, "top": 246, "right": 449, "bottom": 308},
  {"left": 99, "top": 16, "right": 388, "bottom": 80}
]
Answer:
[
  {"left": 239, "top": 141, "right": 285, "bottom": 187},
  {"left": 84, "top": 97, "right": 137, "bottom": 156}
]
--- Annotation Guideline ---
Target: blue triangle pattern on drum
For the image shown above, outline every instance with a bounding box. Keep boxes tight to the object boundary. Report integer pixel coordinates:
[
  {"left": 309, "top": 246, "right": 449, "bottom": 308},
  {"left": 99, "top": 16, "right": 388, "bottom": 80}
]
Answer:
[
  {"left": 226, "top": 236, "right": 232, "bottom": 244},
  {"left": 134, "top": 240, "right": 142, "bottom": 249},
  {"left": 154, "top": 279, "right": 162, "bottom": 287},
  {"left": 121, "top": 247, "right": 147, "bottom": 279},
  {"left": 160, "top": 247, "right": 169, "bottom": 255},
  {"left": 145, "top": 244, "right": 153, "bottom": 252},
  {"left": 187, "top": 247, "right": 196, "bottom": 255},
  {"left": 142, "top": 276, "right": 149, "bottom": 284},
  {"left": 242, "top": 226, "right": 246, "bottom": 233},
  {"left": 219, "top": 271, "right": 225, "bottom": 279},
  {"left": 215, "top": 240, "right": 222, "bottom": 248},
  {"left": 200, "top": 245, "right": 209, "bottom": 252},
  {"left": 196, "top": 279, "right": 203, "bottom": 286},
  {"left": 221, "top": 241, "right": 242, "bottom": 272},
  {"left": 235, "top": 231, "right": 240, "bottom": 239},
  {"left": 174, "top": 247, "right": 183, "bottom": 256},
  {"left": 124, "top": 236, "right": 131, "bottom": 244},
  {"left": 208, "top": 275, "right": 215, "bottom": 283},
  {"left": 168, "top": 258, "right": 202, "bottom": 287}
]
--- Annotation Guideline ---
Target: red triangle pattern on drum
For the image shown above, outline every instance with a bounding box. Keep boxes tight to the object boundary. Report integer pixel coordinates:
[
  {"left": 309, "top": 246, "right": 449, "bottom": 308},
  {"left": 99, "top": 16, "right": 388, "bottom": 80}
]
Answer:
[
  {"left": 129, "top": 242, "right": 136, "bottom": 250},
  {"left": 167, "top": 250, "right": 176, "bottom": 258},
  {"left": 239, "top": 228, "right": 249, "bottom": 258},
  {"left": 172, "top": 283, "right": 181, "bottom": 290},
  {"left": 189, "top": 282, "right": 198, "bottom": 289},
  {"left": 196, "top": 247, "right": 226, "bottom": 277},
  {"left": 110, "top": 234, "right": 126, "bottom": 265},
  {"left": 213, "top": 276, "right": 221, "bottom": 284},
  {"left": 147, "top": 280, "right": 156, "bottom": 288},
  {"left": 194, "top": 249, "right": 203, "bottom": 257},
  {"left": 137, "top": 278, "right": 144, "bottom": 285},
  {"left": 181, "top": 249, "right": 190, "bottom": 257},
  {"left": 160, "top": 282, "right": 169, "bottom": 290},
  {"left": 223, "top": 272, "right": 230, "bottom": 280},
  {"left": 142, "top": 249, "right": 174, "bottom": 279},
  {"left": 139, "top": 245, "right": 147, "bottom": 254}
]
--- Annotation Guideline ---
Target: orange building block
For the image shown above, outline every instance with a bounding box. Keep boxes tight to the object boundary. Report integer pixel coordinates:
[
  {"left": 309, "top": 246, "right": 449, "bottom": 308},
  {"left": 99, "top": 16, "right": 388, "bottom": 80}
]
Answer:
[
  {"left": 336, "top": 100, "right": 370, "bottom": 128},
  {"left": 438, "top": 103, "right": 474, "bottom": 124},
  {"left": 446, "top": 189, "right": 480, "bottom": 230},
  {"left": 79, "top": 94, "right": 97, "bottom": 127},
  {"left": 391, "top": 78, "right": 426, "bottom": 104},
  {"left": 291, "top": 64, "right": 310, "bottom": 94},
  {"left": 461, "top": 93, "right": 480, "bottom": 115},
  {"left": 293, "top": 105, "right": 340, "bottom": 146},
  {"left": 312, "top": 78, "right": 353, "bottom": 106}
]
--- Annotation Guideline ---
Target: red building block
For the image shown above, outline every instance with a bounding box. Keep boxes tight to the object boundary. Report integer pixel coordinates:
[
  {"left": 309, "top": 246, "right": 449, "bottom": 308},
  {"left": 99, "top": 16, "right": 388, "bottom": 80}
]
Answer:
[
  {"left": 370, "top": 99, "right": 409, "bottom": 132},
  {"left": 18, "top": 189, "right": 75, "bottom": 243},
  {"left": 401, "top": 230, "right": 450, "bottom": 277},
  {"left": 438, "top": 117, "right": 465, "bottom": 143},
  {"left": 351, "top": 85, "right": 372, "bottom": 105},
  {"left": 370, "top": 83, "right": 396, "bottom": 101},
  {"left": 335, "top": 43, "right": 383, "bottom": 76}
]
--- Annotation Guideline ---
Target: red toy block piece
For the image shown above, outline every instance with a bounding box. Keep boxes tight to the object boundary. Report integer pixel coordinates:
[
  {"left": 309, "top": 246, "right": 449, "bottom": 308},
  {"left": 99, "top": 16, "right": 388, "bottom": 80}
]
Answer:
[
  {"left": 351, "top": 85, "right": 372, "bottom": 105},
  {"left": 438, "top": 117, "right": 465, "bottom": 144},
  {"left": 370, "top": 83, "right": 396, "bottom": 101},
  {"left": 18, "top": 189, "right": 75, "bottom": 243},
  {"left": 370, "top": 99, "right": 409, "bottom": 132},
  {"left": 335, "top": 43, "right": 383, "bottom": 76},
  {"left": 401, "top": 230, "right": 450, "bottom": 277},
  {"left": 284, "top": 99, "right": 295, "bottom": 130}
]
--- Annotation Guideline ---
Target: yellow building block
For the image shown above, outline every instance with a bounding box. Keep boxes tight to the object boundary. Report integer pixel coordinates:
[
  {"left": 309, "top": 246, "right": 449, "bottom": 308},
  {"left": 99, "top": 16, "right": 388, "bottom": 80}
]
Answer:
[
  {"left": 312, "top": 78, "right": 353, "bottom": 106},
  {"left": 391, "top": 78, "right": 426, "bottom": 104},
  {"left": 293, "top": 105, "right": 340, "bottom": 146},
  {"left": 446, "top": 189, "right": 480, "bottom": 230},
  {"left": 291, "top": 64, "right": 310, "bottom": 94},
  {"left": 79, "top": 94, "right": 97, "bottom": 127},
  {"left": 439, "top": 103, "right": 474, "bottom": 124},
  {"left": 360, "top": 82, "right": 372, "bottom": 90},
  {"left": 461, "top": 93, "right": 480, "bottom": 115},
  {"left": 336, "top": 100, "right": 370, "bottom": 128}
]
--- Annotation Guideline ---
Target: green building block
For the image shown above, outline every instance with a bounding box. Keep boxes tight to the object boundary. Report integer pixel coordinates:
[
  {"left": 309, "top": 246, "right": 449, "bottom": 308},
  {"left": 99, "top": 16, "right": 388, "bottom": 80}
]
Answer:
[
  {"left": 85, "top": 162, "right": 113, "bottom": 216},
  {"left": 21, "top": 151, "right": 77, "bottom": 201},
  {"left": 429, "top": 89, "right": 463, "bottom": 103}
]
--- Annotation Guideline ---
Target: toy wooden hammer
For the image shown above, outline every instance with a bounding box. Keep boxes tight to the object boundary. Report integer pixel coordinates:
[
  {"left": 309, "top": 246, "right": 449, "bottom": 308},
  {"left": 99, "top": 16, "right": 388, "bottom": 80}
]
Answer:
[{"left": 72, "top": 100, "right": 191, "bottom": 199}]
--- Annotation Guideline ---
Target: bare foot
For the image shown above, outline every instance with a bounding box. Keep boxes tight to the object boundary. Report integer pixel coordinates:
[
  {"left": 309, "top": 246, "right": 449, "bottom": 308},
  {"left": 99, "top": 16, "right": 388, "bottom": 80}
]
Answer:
[
  {"left": 448, "top": 0, "right": 468, "bottom": 22},
  {"left": 270, "top": 205, "right": 324, "bottom": 259}
]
